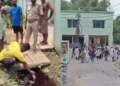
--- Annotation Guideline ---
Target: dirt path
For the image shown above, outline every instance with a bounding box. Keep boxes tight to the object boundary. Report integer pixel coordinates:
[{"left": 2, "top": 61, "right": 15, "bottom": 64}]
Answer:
[{"left": 68, "top": 56, "right": 120, "bottom": 86}]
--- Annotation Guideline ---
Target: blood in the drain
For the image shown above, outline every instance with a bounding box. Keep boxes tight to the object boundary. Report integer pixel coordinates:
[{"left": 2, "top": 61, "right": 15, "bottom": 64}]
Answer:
[{"left": 33, "top": 70, "right": 57, "bottom": 86}]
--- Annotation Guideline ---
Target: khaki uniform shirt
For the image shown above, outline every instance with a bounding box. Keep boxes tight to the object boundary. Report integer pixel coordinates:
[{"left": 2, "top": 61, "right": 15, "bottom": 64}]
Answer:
[{"left": 26, "top": 4, "right": 43, "bottom": 22}]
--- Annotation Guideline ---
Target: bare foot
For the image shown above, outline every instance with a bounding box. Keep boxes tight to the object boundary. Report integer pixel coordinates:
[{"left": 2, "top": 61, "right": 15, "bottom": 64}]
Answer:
[
  {"left": 41, "top": 42, "right": 48, "bottom": 45},
  {"left": 40, "top": 41, "right": 44, "bottom": 44}
]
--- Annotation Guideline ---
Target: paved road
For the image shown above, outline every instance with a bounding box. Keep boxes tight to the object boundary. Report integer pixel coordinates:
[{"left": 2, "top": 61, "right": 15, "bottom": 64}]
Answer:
[{"left": 68, "top": 57, "right": 120, "bottom": 86}]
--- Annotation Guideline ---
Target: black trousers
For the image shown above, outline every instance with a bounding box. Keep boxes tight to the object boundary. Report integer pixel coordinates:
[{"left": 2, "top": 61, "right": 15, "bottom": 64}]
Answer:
[{"left": 1, "top": 58, "right": 17, "bottom": 70}]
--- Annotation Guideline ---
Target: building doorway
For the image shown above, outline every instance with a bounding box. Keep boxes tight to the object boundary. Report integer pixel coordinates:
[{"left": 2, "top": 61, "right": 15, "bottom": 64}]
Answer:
[
  {"left": 62, "top": 35, "right": 84, "bottom": 47},
  {"left": 89, "top": 35, "right": 108, "bottom": 47}
]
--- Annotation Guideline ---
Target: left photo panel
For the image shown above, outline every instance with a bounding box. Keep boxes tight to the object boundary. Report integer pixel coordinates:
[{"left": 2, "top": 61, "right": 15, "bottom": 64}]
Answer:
[{"left": 0, "top": 0, "right": 61, "bottom": 86}]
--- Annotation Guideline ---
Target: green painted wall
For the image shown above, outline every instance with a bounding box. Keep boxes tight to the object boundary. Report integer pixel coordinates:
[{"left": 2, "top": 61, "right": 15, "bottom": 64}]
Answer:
[{"left": 60, "top": 11, "right": 113, "bottom": 47}]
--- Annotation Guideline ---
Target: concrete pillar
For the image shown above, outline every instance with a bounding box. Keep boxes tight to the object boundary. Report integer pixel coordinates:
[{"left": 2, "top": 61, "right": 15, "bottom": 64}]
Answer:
[
  {"left": 84, "top": 35, "right": 89, "bottom": 47},
  {"left": 108, "top": 34, "right": 113, "bottom": 46},
  {"left": 53, "top": 0, "right": 62, "bottom": 51}
]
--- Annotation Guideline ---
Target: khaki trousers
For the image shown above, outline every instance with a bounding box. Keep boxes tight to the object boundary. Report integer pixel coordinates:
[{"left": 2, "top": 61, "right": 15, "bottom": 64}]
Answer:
[{"left": 25, "top": 20, "right": 39, "bottom": 48}]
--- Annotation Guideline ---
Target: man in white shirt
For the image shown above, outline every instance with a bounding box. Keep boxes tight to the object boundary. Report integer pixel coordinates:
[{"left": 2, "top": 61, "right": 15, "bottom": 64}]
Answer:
[
  {"left": 74, "top": 47, "right": 80, "bottom": 60},
  {"left": 115, "top": 47, "right": 119, "bottom": 60},
  {"left": 104, "top": 46, "right": 109, "bottom": 61},
  {"left": 111, "top": 47, "right": 115, "bottom": 62},
  {"left": 95, "top": 48, "right": 101, "bottom": 60}
]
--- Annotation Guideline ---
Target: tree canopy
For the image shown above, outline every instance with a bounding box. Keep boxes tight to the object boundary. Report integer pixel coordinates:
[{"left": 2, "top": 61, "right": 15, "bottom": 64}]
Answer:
[
  {"left": 113, "top": 16, "right": 120, "bottom": 44},
  {"left": 61, "top": 0, "right": 110, "bottom": 11}
]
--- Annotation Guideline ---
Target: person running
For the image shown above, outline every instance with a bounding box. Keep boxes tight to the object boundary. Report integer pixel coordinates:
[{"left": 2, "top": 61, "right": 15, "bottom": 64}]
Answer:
[
  {"left": 9, "top": 0, "right": 23, "bottom": 44},
  {"left": 101, "top": 45, "right": 104, "bottom": 59},
  {"left": 80, "top": 47, "right": 86, "bottom": 63},
  {"left": 85, "top": 48, "right": 90, "bottom": 62},
  {"left": 74, "top": 47, "right": 80, "bottom": 60},
  {"left": 95, "top": 48, "right": 101, "bottom": 60},
  {"left": 89, "top": 47, "right": 95, "bottom": 63},
  {"left": 0, "top": 41, "right": 35, "bottom": 74},
  {"left": 104, "top": 46, "right": 109, "bottom": 61},
  {"left": 110, "top": 47, "right": 115, "bottom": 62},
  {"left": 117, "top": 47, "right": 120, "bottom": 60},
  {"left": 115, "top": 47, "right": 119, "bottom": 60}
]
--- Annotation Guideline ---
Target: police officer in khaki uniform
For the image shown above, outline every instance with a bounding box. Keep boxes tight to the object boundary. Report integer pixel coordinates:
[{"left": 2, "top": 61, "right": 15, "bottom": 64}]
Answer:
[{"left": 25, "top": 0, "right": 43, "bottom": 51}]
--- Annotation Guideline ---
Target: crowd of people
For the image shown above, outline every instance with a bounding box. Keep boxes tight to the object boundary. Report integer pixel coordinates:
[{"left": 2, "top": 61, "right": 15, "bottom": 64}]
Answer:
[{"left": 71, "top": 44, "right": 120, "bottom": 63}]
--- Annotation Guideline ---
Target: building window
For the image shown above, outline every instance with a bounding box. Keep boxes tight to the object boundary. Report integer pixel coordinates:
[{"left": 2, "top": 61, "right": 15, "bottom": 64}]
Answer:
[
  {"left": 93, "top": 20, "right": 105, "bottom": 28},
  {"left": 68, "top": 19, "right": 79, "bottom": 28}
]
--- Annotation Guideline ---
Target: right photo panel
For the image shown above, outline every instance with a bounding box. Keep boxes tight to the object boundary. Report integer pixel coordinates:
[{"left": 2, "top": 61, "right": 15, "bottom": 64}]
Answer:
[{"left": 61, "top": 0, "right": 120, "bottom": 86}]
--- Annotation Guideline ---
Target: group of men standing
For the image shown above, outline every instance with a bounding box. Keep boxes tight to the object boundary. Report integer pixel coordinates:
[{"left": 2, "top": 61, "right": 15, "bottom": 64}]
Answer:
[
  {"left": 1, "top": 0, "right": 54, "bottom": 51},
  {"left": 25, "top": 0, "right": 54, "bottom": 50}
]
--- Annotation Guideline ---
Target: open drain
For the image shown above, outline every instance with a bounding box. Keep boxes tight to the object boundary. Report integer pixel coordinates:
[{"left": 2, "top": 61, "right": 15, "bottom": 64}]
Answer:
[{"left": 17, "top": 68, "right": 57, "bottom": 86}]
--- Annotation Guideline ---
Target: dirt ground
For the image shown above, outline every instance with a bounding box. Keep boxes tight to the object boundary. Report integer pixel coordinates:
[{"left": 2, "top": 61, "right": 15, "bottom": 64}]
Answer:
[{"left": 43, "top": 50, "right": 61, "bottom": 86}]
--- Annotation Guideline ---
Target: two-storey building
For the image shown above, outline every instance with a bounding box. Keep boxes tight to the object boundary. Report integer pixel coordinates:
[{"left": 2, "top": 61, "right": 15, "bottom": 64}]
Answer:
[{"left": 60, "top": 10, "right": 113, "bottom": 48}]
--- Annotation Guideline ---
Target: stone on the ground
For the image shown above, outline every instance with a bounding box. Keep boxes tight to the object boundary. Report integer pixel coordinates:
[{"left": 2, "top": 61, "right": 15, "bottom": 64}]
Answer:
[
  {"left": 42, "top": 68, "right": 50, "bottom": 73},
  {"left": 0, "top": 79, "right": 5, "bottom": 86}
]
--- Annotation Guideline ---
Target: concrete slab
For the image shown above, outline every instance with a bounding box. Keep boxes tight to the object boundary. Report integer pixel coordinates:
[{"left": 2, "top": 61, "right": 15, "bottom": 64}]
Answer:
[{"left": 17, "top": 50, "right": 50, "bottom": 70}]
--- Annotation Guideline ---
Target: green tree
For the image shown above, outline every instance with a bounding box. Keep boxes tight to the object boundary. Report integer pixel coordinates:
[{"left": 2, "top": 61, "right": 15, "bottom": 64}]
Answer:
[
  {"left": 61, "top": 0, "right": 70, "bottom": 10},
  {"left": 94, "top": 0, "right": 110, "bottom": 11},
  {"left": 61, "top": 0, "right": 110, "bottom": 11},
  {"left": 113, "top": 16, "right": 120, "bottom": 44},
  {"left": 2, "top": 0, "right": 11, "bottom": 6},
  {"left": 70, "top": 0, "right": 90, "bottom": 10}
]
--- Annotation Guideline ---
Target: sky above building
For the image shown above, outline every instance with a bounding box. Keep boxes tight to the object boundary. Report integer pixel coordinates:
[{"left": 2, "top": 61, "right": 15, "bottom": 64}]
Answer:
[{"left": 65, "top": 0, "right": 120, "bottom": 16}]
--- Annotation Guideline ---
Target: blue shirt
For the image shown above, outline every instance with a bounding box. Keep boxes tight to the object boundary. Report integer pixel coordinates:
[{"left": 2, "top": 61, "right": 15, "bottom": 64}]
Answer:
[
  {"left": 74, "top": 42, "right": 81, "bottom": 48},
  {"left": 9, "top": 6, "right": 22, "bottom": 26}
]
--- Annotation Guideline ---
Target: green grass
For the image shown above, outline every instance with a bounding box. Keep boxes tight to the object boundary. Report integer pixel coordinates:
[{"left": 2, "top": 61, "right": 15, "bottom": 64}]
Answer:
[
  {"left": 0, "top": 66, "right": 18, "bottom": 86},
  {"left": 43, "top": 49, "right": 61, "bottom": 86}
]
